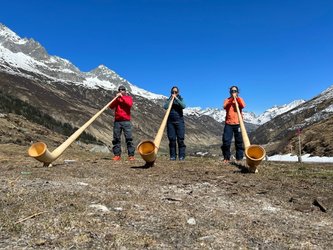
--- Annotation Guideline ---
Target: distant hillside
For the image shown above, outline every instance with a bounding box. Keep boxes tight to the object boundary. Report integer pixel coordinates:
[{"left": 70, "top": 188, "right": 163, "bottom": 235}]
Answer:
[
  {"left": 0, "top": 71, "right": 223, "bottom": 155},
  {"left": 0, "top": 90, "right": 101, "bottom": 145},
  {"left": 251, "top": 85, "right": 333, "bottom": 156}
]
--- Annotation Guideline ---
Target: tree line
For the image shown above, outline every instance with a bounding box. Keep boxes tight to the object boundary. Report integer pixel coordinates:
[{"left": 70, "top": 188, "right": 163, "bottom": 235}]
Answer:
[{"left": 0, "top": 90, "right": 102, "bottom": 145}]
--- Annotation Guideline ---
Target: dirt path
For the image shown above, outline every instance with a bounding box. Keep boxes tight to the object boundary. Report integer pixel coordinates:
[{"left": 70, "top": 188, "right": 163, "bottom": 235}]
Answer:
[{"left": 1, "top": 144, "right": 333, "bottom": 249}]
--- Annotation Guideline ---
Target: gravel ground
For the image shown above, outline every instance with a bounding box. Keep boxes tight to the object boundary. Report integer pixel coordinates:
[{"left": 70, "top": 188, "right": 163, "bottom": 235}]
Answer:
[{"left": 1, "top": 144, "right": 333, "bottom": 249}]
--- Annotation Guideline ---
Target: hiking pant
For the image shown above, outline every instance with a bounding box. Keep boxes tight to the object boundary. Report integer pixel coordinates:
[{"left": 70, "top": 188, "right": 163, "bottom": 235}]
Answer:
[
  {"left": 112, "top": 121, "right": 135, "bottom": 156},
  {"left": 221, "top": 124, "right": 244, "bottom": 160},
  {"left": 167, "top": 119, "right": 186, "bottom": 159}
]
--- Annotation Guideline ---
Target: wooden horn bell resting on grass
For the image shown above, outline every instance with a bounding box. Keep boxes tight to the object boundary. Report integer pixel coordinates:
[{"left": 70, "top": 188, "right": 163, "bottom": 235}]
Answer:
[
  {"left": 233, "top": 96, "right": 266, "bottom": 173},
  {"left": 137, "top": 96, "right": 175, "bottom": 167},
  {"left": 28, "top": 96, "right": 118, "bottom": 166}
]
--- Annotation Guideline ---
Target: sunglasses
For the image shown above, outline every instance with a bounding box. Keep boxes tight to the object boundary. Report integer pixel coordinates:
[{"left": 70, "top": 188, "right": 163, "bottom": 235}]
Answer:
[
  {"left": 172, "top": 91, "right": 178, "bottom": 94},
  {"left": 230, "top": 89, "right": 238, "bottom": 93},
  {"left": 118, "top": 89, "right": 126, "bottom": 91}
]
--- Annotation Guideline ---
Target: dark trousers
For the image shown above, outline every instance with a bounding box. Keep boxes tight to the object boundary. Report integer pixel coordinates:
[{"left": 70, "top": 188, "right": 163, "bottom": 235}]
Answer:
[
  {"left": 112, "top": 121, "right": 135, "bottom": 156},
  {"left": 221, "top": 124, "right": 244, "bottom": 160},
  {"left": 167, "top": 119, "right": 186, "bottom": 159}
]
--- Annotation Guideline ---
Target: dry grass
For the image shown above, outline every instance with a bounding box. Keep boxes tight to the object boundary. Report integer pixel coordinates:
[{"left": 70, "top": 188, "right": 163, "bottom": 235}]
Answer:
[{"left": 1, "top": 143, "right": 333, "bottom": 249}]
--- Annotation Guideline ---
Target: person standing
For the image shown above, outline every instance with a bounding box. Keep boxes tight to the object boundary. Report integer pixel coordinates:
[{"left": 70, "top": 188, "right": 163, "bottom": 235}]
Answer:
[
  {"left": 109, "top": 85, "right": 135, "bottom": 161},
  {"left": 221, "top": 86, "right": 246, "bottom": 163},
  {"left": 164, "top": 86, "right": 186, "bottom": 161}
]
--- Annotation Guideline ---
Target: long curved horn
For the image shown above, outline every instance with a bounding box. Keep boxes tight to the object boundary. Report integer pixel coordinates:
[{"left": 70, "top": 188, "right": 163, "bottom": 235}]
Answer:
[
  {"left": 28, "top": 96, "right": 118, "bottom": 166},
  {"left": 233, "top": 96, "right": 266, "bottom": 173},
  {"left": 137, "top": 96, "right": 175, "bottom": 166}
]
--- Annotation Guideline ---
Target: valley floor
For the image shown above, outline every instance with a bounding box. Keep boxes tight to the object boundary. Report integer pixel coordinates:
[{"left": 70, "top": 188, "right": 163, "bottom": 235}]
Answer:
[{"left": 1, "top": 144, "right": 333, "bottom": 249}]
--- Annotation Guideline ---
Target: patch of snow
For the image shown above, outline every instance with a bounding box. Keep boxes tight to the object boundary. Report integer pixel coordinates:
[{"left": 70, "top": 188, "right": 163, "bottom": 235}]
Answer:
[
  {"left": 268, "top": 154, "right": 333, "bottom": 163},
  {"left": 77, "top": 182, "right": 89, "bottom": 186},
  {"left": 195, "top": 151, "right": 209, "bottom": 156},
  {"left": 82, "top": 76, "right": 116, "bottom": 90},
  {"left": 187, "top": 217, "right": 196, "bottom": 225},
  {"left": 323, "top": 104, "right": 333, "bottom": 113},
  {"left": 129, "top": 84, "right": 166, "bottom": 100},
  {"left": 89, "top": 204, "right": 109, "bottom": 212}
]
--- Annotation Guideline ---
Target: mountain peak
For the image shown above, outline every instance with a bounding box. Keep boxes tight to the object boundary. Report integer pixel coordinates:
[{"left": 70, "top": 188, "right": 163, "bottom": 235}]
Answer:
[
  {"left": 0, "top": 23, "right": 26, "bottom": 45},
  {"left": 97, "top": 64, "right": 108, "bottom": 70},
  {"left": 0, "top": 23, "right": 17, "bottom": 36},
  {"left": 90, "top": 64, "right": 116, "bottom": 75}
]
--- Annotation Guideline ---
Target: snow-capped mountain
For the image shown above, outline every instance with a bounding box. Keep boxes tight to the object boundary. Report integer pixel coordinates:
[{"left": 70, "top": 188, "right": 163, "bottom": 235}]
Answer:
[
  {"left": 288, "top": 85, "right": 333, "bottom": 130},
  {"left": 0, "top": 23, "right": 320, "bottom": 126},
  {"left": 1, "top": 23, "right": 332, "bottom": 156},
  {"left": 253, "top": 100, "right": 306, "bottom": 125},
  {"left": 0, "top": 23, "right": 226, "bottom": 151},
  {"left": 184, "top": 99, "right": 305, "bottom": 125},
  {"left": 251, "top": 84, "right": 333, "bottom": 156},
  {"left": 0, "top": 23, "right": 165, "bottom": 101}
]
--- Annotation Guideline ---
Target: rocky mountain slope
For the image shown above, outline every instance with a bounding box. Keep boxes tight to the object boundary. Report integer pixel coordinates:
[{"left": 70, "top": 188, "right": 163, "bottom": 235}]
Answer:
[
  {"left": 1, "top": 23, "right": 332, "bottom": 157},
  {"left": 0, "top": 23, "right": 226, "bottom": 155},
  {"left": 0, "top": 70, "right": 223, "bottom": 154},
  {"left": 0, "top": 23, "right": 305, "bottom": 127},
  {"left": 251, "top": 85, "right": 333, "bottom": 156}
]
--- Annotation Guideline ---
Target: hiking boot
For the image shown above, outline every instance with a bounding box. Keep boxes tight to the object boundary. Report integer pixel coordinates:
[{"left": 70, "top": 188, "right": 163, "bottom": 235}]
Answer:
[
  {"left": 112, "top": 155, "right": 121, "bottom": 161},
  {"left": 128, "top": 156, "right": 135, "bottom": 161},
  {"left": 170, "top": 157, "right": 176, "bottom": 161},
  {"left": 179, "top": 157, "right": 185, "bottom": 161}
]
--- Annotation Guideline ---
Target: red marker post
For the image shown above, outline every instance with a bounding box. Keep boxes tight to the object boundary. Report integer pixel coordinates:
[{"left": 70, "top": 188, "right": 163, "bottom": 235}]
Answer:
[{"left": 296, "top": 128, "right": 302, "bottom": 163}]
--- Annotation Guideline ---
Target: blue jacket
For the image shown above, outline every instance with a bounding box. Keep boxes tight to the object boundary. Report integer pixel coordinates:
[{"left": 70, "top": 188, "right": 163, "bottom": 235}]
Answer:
[{"left": 163, "top": 95, "right": 186, "bottom": 122}]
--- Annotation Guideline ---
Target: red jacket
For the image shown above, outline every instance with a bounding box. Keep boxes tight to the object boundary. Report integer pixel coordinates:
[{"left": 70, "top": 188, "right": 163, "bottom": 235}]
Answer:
[
  {"left": 223, "top": 97, "right": 245, "bottom": 125},
  {"left": 109, "top": 95, "right": 133, "bottom": 121}
]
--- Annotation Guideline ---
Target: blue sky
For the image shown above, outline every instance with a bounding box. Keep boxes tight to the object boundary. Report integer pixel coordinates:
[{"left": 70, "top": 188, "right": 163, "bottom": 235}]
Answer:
[{"left": 1, "top": 0, "right": 332, "bottom": 114}]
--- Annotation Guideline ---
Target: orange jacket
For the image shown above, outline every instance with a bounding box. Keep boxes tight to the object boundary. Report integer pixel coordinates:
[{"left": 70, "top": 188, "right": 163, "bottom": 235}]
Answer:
[{"left": 223, "top": 97, "right": 245, "bottom": 125}]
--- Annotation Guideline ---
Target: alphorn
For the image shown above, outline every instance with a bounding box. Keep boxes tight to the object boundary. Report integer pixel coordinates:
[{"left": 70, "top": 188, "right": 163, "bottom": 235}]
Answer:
[
  {"left": 137, "top": 96, "right": 175, "bottom": 167},
  {"left": 233, "top": 96, "right": 266, "bottom": 173},
  {"left": 28, "top": 96, "right": 118, "bottom": 166}
]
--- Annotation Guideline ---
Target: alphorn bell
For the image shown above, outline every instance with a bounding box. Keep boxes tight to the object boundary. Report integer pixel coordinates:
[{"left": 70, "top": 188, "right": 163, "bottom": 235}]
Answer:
[
  {"left": 233, "top": 96, "right": 266, "bottom": 173},
  {"left": 137, "top": 96, "right": 175, "bottom": 167},
  {"left": 28, "top": 96, "right": 118, "bottom": 166}
]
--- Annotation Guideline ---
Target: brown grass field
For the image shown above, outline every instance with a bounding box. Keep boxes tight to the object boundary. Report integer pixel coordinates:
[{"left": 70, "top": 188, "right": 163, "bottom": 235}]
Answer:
[{"left": 1, "top": 143, "right": 333, "bottom": 249}]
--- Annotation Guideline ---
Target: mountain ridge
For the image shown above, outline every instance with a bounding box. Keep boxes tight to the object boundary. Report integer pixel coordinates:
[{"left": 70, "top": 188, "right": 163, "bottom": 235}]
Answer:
[
  {"left": 1, "top": 23, "right": 332, "bottom": 156},
  {"left": 0, "top": 23, "right": 308, "bottom": 125}
]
